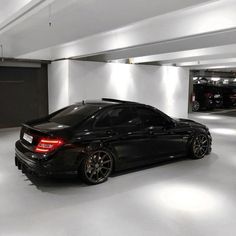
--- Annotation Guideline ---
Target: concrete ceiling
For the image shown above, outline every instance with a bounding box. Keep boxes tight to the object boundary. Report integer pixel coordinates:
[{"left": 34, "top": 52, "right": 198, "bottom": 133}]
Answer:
[
  {"left": 1, "top": 0, "right": 236, "bottom": 70},
  {"left": 0, "top": 0, "right": 214, "bottom": 57},
  {"left": 0, "top": 0, "right": 32, "bottom": 26}
]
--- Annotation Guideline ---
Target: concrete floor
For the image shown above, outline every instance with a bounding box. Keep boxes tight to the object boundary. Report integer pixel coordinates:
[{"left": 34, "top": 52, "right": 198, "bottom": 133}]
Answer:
[{"left": 0, "top": 111, "right": 236, "bottom": 236}]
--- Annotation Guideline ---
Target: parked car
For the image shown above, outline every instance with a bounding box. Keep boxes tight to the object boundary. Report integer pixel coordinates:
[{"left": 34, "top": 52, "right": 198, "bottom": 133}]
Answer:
[
  {"left": 192, "top": 84, "right": 223, "bottom": 111},
  {"left": 15, "top": 98, "right": 212, "bottom": 185},
  {"left": 218, "top": 86, "right": 236, "bottom": 108},
  {"left": 210, "top": 86, "right": 224, "bottom": 108}
]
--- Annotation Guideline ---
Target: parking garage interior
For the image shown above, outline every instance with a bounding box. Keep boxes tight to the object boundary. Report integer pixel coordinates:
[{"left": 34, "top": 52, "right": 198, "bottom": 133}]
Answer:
[{"left": 1, "top": 0, "right": 236, "bottom": 235}]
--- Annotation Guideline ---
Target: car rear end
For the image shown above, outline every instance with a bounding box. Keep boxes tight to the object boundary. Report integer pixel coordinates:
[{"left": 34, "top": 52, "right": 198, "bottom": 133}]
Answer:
[
  {"left": 213, "top": 93, "right": 223, "bottom": 108},
  {"left": 15, "top": 103, "right": 104, "bottom": 176},
  {"left": 211, "top": 86, "right": 223, "bottom": 108},
  {"left": 203, "top": 92, "right": 215, "bottom": 109},
  {"left": 15, "top": 124, "right": 76, "bottom": 176},
  {"left": 202, "top": 85, "right": 223, "bottom": 109},
  {"left": 193, "top": 84, "right": 215, "bottom": 111},
  {"left": 15, "top": 120, "right": 85, "bottom": 176}
]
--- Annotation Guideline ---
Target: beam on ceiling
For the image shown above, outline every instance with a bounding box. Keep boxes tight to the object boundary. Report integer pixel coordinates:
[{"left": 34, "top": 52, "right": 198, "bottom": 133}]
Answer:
[
  {"left": 191, "top": 70, "right": 236, "bottom": 78},
  {"left": 0, "top": 0, "right": 56, "bottom": 34},
  {"left": 18, "top": 0, "right": 236, "bottom": 60}
]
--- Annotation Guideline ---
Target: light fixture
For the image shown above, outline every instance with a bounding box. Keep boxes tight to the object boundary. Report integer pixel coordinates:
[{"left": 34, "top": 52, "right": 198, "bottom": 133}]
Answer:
[
  {"left": 211, "top": 77, "right": 220, "bottom": 82},
  {"left": 223, "top": 79, "right": 229, "bottom": 84},
  {"left": 48, "top": 4, "right": 52, "bottom": 27}
]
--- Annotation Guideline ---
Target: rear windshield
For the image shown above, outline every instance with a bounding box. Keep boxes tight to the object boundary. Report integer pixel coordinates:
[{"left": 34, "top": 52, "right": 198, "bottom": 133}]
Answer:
[{"left": 49, "top": 104, "right": 100, "bottom": 126}]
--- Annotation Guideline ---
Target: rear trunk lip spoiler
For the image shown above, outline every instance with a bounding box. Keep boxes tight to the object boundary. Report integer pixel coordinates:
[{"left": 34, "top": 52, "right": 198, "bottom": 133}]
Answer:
[{"left": 21, "top": 123, "right": 50, "bottom": 134}]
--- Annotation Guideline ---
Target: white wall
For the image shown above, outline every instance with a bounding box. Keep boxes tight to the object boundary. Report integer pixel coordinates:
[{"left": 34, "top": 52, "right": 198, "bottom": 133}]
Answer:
[
  {"left": 48, "top": 60, "right": 69, "bottom": 113},
  {"left": 69, "top": 61, "right": 189, "bottom": 118},
  {"left": 48, "top": 60, "right": 189, "bottom": 118}
]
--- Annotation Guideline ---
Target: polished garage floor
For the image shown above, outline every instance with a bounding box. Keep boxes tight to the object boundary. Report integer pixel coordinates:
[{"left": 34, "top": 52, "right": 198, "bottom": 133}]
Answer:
[{"left": 0, "top": 111, "right": 236, "bottom": 236}]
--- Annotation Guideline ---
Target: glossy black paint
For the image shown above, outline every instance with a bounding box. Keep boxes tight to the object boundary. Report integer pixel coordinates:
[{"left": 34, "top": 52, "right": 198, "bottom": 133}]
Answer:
[
  {"left": 15, "top": 99, "right": 212, "bottom": 176},
  {"left": 218, "top": 86, "right": 236, "bottom": 108},
  {"left": 193, "top": 84, "right": 223, "bottom": 111}
]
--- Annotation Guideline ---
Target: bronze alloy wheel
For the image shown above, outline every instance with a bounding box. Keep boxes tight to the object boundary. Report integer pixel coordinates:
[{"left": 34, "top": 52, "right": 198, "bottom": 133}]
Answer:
[
  {"left": 192, "top": 134, "right": 209, "bottom": 159},
  {"left": 84, "top": 150, "right": 113, "bottom": 184}
]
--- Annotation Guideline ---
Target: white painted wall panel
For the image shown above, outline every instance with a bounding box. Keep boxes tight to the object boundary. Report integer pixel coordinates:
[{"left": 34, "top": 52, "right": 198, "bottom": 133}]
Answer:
[
  {"left": 48, "top": 60, "right": 69, "bottom": 113},
  {"left": 68, "top": 61, "right": 189, "bottom": 118}
]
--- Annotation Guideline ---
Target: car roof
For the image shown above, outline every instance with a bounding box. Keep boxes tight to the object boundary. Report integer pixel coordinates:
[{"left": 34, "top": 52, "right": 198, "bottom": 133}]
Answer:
[
  {"left": 72, "top": 98, "right": 171, "bottom": 121},
  {"left": 74, "top": 98, "right": 142, "bottom": 108}
]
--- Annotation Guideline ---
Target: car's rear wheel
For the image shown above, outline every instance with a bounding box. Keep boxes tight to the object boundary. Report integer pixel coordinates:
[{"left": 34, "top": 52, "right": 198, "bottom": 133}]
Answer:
[
  {"left": 79, "top": 150, "right": 113, "bottom": 185},
  {"left": 192, "top": 101, "right": 200, "bottom": 112},
  {"left": 190, "top": 133, "right": 209, "bottom": 159}
]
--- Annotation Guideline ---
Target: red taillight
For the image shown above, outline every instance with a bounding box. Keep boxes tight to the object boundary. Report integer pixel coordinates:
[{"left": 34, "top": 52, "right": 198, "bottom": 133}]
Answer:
[{"left": 35, "top": 138, "right": 64, "bottom": 153}]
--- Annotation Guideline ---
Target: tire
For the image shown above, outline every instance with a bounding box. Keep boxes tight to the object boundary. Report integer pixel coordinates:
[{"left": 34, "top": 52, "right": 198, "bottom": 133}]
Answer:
[
  {"left": 78, "top": 149, "right": 113, "bottom": 185},
  {"left": 15, "top": 156, "right": 18, "bottom": 166},
  {"left": 192, "top": 101, "right": 200, "bottom": 112},
  {"left": 190, "top": 133, "right": 209, "bottom": 159}
]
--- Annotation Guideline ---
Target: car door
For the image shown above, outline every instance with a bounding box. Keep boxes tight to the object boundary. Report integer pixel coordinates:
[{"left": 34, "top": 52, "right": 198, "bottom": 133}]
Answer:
[
  {"left": 136, "top": 107, "right": 186, "bottom": 160},
  {"left": 93, "top": 106, "right": 150, "bottom": 166}
]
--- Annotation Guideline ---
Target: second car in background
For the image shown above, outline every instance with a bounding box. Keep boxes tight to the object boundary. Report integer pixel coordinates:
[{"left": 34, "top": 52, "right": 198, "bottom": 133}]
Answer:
[{"left": 192, "top": 84, "right": 223, "bottom": 112}]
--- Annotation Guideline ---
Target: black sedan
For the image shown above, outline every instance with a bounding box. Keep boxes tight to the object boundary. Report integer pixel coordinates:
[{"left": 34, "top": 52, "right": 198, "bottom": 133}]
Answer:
[{"left": 15, "top": 98, "right": 212, "bottom": 184}]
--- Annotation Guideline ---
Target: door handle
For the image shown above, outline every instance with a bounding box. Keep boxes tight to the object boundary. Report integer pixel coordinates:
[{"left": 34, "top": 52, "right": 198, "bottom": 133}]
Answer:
[
  {"left": 106, "top": 130, "right": 117, "bottom": 136},
  {"left": 106, "top": 130, "right": 113, "bottom": 135},
  {"left": 148, "top": 126, "right": 168, "bottom": 135}
]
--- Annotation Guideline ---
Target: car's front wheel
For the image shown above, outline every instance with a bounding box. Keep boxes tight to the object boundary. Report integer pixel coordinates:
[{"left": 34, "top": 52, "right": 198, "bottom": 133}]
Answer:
[
  {"left": 190, "top": 133, "right": 209, "bottom": 159},
  {"left": 79, "top": 150, "right": 113, "bottom": 185}
]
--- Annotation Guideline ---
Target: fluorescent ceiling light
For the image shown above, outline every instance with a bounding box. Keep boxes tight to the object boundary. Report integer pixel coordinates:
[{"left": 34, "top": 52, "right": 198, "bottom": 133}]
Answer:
[
  {"left": 223, "top": 79, "right": 229, "bottom": 84},
  {"left": 211, "top": 77, "right": 220, "bottom": 81}
]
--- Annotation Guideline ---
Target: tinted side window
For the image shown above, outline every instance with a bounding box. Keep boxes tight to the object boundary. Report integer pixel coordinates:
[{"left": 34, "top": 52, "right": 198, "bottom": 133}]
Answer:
[
  {"left": 95, "top": 107, "right": 141, "bottom": 128},
  {"left": 95, "top": 111, "right": 112, "bottom": 127},
  {"left": 137, "top": 107, "right": 167, "bottom": 127},
  {"left": 49, "top": 104, "right": 99, "bottom": 126}
]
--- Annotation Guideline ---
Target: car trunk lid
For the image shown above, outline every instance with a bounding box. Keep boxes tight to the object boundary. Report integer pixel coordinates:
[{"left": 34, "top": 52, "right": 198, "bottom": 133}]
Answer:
[{"left": 20, "top": 122, "right": 70, "bottom": 152}]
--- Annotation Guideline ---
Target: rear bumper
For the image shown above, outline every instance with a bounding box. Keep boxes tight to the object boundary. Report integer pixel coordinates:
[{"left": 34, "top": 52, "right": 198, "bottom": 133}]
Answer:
[
  {"left": 15, "top": 141, "right": 53, "bottom": 176},
  {"left": 15, "top": 155, "right": 49, "bottom": 176},
  {"left": 15, "top": 140, "right": 81, "bottom": 176}
]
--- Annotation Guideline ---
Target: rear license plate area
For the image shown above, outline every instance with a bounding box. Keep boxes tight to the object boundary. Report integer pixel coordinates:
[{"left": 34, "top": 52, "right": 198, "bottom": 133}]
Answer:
[{"left": 23, "top": 133, "right": 33, "bottom": 144}]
